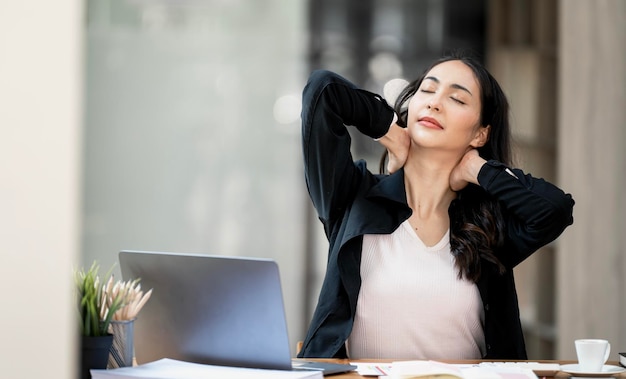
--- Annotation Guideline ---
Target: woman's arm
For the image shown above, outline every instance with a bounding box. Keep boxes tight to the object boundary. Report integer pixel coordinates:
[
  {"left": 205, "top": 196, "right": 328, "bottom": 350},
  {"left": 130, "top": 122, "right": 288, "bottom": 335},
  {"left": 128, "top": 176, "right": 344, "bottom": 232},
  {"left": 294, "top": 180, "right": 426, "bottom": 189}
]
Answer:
[
  {"left": 301, "top": 70, "right": 395, "bottom": 226},
  {"left": 451, "top": 148, "right": 574, "bottom": 267},
  {"left": 478, "top": 160, "right": 575, "bottom": 267}
]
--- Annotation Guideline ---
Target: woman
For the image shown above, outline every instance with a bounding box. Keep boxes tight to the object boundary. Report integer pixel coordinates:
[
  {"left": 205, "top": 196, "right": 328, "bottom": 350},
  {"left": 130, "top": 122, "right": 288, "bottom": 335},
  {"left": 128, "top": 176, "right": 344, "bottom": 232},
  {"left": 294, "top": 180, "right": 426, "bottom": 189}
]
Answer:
[{"left": 297, "top": 54, "right": 574, "bottom": 360}]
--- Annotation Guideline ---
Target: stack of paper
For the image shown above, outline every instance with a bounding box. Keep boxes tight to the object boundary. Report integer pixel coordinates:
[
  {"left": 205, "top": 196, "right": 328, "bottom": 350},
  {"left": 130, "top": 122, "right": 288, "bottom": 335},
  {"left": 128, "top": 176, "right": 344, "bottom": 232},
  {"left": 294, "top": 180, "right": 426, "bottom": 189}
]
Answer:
[
  {"left": 374, "top": 360, "right": 538, "bottom": 379},
  {"left": 90, "top": 358, "right": 323, "bottom": 379}
]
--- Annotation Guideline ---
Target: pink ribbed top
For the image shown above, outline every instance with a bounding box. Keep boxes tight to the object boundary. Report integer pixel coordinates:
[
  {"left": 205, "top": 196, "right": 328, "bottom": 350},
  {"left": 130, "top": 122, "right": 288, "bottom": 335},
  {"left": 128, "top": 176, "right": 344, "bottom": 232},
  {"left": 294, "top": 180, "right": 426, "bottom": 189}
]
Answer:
[{"left": 347, "top": 220, "right": 485, "bottom": 360}]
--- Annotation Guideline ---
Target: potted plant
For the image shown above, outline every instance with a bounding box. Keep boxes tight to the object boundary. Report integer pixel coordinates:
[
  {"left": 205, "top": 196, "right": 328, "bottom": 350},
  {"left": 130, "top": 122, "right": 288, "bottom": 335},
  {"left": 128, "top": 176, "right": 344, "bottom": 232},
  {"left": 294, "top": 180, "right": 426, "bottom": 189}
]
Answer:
[{"left": 76, "top": 262, "right": 126, "bottom": 379}]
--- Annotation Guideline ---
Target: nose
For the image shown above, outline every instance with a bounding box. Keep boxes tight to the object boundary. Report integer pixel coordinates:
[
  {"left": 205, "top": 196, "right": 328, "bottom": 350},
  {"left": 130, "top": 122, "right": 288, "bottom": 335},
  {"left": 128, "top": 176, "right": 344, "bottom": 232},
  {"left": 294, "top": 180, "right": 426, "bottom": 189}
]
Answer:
[{"left": 427, "top": 99, "right": 441, "bottom": 112}]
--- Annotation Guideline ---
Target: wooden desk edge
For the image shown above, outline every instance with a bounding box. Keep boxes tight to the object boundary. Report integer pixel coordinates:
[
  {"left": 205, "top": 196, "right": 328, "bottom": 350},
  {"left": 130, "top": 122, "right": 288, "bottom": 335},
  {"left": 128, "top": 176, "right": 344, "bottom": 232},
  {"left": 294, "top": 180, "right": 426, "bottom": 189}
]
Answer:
[{"left": 292, "top": 358, "right": 625, "bottom": 378}]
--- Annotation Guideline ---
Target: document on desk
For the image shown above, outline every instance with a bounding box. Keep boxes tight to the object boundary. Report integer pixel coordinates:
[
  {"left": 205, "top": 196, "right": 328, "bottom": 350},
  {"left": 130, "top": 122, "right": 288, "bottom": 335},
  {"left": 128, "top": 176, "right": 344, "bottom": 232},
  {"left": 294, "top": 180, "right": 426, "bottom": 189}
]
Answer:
[
  {"left": 90, "top": 358, "right": 323, "bottom": 379},
  {"left": 374, "top": 360, "right": 538, "bottom": 379}
]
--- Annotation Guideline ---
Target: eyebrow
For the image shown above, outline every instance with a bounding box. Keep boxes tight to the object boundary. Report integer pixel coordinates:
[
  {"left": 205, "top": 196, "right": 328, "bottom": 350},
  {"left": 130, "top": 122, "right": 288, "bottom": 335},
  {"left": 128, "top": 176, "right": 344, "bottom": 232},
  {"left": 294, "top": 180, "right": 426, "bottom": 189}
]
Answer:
[{"left": 424, "top": 76, "right": 473, "bottom": 96}]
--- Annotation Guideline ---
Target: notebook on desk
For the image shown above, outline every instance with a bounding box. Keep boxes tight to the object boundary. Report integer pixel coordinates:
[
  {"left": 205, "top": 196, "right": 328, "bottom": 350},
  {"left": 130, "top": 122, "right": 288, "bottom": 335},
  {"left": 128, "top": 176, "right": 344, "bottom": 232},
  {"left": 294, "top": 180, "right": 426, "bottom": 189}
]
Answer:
[{"left": 118, "top": 250, "right": 355, "bottom": 376}]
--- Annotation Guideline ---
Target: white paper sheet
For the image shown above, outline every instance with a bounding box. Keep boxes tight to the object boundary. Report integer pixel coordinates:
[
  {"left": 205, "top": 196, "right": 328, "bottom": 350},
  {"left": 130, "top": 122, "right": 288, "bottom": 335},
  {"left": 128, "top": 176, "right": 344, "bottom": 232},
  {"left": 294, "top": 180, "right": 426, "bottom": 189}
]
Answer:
[{"left": 90, "top": 358, "right": 324, "bottom": 379}]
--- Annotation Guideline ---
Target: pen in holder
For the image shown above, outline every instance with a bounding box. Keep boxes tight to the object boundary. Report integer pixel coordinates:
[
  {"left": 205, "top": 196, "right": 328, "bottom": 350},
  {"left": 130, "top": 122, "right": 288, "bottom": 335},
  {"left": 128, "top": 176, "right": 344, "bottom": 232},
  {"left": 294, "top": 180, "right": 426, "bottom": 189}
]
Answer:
[
  {"left": 102, "top": 276, "right": 152, "bottom": 369},
  {"left": 108, "top": 318, "right": 136, "bottom": 368}
]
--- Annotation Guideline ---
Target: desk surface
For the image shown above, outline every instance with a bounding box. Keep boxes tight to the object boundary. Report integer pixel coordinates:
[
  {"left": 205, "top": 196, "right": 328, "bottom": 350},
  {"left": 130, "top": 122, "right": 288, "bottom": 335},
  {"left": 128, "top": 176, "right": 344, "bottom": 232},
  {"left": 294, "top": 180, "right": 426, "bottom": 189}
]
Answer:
[{"left": 300, "top": 359, "right": 626, "bottom": 378}]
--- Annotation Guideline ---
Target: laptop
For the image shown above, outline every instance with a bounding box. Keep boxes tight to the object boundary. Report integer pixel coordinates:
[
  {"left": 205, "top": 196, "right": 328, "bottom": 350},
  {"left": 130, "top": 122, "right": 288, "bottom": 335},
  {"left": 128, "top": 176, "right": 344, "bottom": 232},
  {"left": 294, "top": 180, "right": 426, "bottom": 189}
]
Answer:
[{"left": 118, "top": 250, "right": 356, "bottom": 376}]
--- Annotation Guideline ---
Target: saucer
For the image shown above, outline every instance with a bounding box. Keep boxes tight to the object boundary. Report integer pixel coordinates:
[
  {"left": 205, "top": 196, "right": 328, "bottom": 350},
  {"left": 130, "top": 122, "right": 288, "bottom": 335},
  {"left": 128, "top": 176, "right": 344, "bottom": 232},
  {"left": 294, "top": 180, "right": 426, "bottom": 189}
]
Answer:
[{"left": 560, "top": 363, "right": 626, "bottom": 377}]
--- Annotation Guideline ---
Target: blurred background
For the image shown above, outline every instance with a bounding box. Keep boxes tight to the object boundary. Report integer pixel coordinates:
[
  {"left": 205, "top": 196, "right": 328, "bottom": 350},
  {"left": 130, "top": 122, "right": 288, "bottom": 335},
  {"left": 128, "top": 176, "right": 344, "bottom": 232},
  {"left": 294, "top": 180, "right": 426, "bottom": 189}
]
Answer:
[{"left": 2, "top": 0, "right": 624, "bottom": 377}]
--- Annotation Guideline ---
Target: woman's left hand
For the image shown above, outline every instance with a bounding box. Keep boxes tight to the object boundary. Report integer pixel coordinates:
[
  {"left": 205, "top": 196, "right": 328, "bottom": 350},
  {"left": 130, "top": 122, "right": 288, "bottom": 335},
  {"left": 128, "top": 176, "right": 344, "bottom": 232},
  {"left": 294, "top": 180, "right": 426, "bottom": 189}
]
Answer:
[{"left": 450, "top": 148, "right": 487, "bottom": 191}]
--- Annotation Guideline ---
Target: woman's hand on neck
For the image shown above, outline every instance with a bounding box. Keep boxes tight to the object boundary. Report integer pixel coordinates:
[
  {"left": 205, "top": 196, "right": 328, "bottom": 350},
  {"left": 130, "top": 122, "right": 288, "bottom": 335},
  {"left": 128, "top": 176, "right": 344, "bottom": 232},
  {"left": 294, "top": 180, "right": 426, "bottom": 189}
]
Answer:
[
  {"left": 378, "top": 115, "right": 410, "bottom": 174},
  {"left": 449, "top": 148, "right": 487, "bottom": 191}
]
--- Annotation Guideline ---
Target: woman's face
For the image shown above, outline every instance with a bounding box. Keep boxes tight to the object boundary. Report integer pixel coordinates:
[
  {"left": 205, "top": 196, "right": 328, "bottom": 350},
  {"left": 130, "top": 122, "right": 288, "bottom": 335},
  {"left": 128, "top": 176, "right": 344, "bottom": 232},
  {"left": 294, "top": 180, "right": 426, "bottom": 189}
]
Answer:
[{"left": 406, "top": 60, "right": 489, "bottom": 153}]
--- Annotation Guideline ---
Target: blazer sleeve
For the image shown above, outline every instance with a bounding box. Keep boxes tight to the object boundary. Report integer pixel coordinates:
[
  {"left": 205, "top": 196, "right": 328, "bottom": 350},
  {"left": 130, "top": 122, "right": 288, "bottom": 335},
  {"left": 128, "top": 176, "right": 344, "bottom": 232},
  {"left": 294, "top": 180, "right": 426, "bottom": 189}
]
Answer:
[
  {"left": 301, "top": 70, "right": 395, "bottom": 228},
  {"left": 477, "top": 160, "right": 575, "bottom": 268}
]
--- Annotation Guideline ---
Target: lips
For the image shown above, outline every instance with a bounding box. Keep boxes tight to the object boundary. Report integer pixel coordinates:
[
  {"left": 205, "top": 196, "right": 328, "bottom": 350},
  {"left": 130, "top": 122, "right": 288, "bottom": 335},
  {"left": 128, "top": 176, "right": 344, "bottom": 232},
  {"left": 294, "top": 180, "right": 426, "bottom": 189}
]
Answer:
[{"left": 418, "top": 116, "right": 443, "bottom": 129}]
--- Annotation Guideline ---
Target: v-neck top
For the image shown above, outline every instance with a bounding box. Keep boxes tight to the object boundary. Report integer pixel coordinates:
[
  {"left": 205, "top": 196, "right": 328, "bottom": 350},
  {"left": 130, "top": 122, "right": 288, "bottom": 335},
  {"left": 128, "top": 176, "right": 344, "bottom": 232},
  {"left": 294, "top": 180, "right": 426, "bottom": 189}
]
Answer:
[{"left": 347, "top": 220, "right": 486, "bottom": 359}]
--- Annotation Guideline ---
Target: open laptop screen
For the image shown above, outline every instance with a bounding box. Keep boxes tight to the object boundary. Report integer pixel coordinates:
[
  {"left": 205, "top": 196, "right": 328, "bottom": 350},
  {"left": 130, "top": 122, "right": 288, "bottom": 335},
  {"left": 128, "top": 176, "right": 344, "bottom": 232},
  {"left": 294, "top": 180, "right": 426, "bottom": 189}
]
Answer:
[{"left": 118, "top": 250, "right": 294, "bottom": 370}]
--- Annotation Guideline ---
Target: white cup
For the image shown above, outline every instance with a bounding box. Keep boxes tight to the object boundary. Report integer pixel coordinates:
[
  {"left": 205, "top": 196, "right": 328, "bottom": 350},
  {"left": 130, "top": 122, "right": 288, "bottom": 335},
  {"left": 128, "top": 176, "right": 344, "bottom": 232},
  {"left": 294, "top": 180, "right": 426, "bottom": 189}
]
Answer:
[{"left": 575, "top": 339, "right": 611, "bottom": 372}]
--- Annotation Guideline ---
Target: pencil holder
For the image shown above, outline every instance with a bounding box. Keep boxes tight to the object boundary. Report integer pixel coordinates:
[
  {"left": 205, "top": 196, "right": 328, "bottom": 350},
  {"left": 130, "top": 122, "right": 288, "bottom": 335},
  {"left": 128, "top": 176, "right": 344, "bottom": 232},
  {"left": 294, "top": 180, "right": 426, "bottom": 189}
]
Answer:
[{"left": 108, "top": 318, "right": 136, "bottom": 368}]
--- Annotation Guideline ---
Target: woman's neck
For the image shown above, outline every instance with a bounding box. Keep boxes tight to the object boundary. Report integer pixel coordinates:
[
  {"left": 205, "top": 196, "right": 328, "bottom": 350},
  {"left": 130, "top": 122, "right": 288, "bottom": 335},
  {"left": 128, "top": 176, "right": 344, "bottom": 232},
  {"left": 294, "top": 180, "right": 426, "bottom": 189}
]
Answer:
[{"left": 403, "top": 149, "right": 460, "bottom": 217}]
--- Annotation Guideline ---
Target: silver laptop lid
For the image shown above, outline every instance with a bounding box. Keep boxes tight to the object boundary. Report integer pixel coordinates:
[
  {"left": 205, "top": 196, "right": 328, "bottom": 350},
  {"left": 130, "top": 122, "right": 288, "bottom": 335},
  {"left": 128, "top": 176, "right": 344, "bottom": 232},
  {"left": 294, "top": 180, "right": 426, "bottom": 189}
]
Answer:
[{"left": 118, "top": 250, "right": 293, "bottom": 370}]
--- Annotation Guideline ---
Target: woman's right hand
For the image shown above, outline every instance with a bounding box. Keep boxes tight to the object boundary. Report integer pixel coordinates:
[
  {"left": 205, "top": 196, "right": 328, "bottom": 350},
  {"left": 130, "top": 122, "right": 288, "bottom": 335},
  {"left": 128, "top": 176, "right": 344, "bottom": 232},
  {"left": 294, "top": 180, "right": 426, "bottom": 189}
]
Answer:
[{"left": 378, "top": 115, "right": 410, "bottom": 173}]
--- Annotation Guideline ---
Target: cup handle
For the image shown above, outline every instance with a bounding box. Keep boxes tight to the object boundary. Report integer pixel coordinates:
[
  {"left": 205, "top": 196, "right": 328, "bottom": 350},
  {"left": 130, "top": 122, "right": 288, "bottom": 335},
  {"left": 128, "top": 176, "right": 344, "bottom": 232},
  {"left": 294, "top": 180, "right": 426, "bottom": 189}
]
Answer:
[{"left": 604, "top": 343, "right": 611, "bottom": 363}]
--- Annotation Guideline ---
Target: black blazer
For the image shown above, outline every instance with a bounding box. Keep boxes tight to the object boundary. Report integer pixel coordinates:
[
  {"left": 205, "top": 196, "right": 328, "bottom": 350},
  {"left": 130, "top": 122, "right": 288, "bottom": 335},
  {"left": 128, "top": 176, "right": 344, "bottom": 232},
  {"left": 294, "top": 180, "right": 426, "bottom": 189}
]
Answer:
[{"left": 297, "top": 70, "right": 574, "bottom": 359}]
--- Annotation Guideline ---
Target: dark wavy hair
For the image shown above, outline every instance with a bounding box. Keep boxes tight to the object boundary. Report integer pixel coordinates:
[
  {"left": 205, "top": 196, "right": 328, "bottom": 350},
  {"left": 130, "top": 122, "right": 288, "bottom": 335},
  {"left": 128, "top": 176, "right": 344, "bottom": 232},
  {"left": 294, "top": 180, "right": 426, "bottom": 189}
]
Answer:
[{"left": 380, "top": 53, "right": 511, "bottom": 282}]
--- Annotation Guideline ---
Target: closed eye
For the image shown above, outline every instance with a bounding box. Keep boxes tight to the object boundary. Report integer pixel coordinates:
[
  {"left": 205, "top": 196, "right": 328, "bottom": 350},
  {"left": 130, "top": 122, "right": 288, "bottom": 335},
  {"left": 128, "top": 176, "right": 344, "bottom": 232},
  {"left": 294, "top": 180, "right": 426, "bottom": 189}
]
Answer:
[
  {"left": 451, "top": 97, "right": 465, "bottom": 105},
  {"left": 420, "top": 89, "right": 435, "bottom": 93}
]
